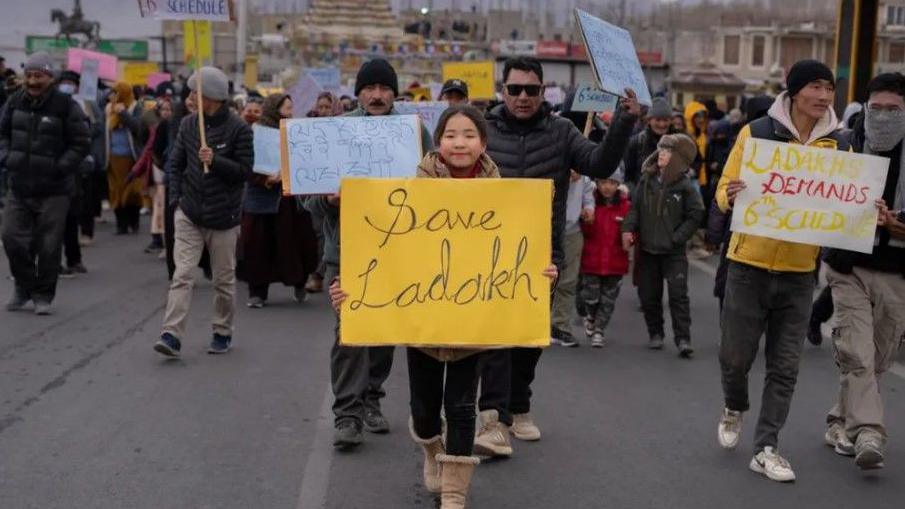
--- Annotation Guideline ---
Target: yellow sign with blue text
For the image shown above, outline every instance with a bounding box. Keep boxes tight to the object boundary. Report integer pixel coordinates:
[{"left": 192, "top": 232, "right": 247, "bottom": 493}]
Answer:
[
  {"left": 339, "top": 178, "right": 552, "bottom": 348},
  {"left": 731, "top": 138, "right": 889, "bottom": 254},
  {"left": 442, "top": 61, "right": 495, "bottom": 100}
]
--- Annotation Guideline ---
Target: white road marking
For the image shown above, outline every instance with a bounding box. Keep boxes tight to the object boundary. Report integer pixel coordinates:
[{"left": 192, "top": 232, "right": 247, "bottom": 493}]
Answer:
[{"left": 296, "top": 384, "right": 335, "bottom": 509}]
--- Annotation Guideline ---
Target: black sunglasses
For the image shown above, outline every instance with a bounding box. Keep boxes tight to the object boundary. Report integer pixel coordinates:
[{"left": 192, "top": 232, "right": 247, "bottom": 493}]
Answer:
[{"left": 505, "top": 84, "right": 542, "bottom": 97}]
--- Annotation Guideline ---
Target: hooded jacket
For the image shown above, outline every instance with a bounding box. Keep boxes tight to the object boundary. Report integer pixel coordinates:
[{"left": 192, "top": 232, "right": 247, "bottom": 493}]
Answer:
[
  {"left": 622, "top": 124, "right": 680, "bottom": 186},
  {"left": 622, "top": 144, "right": 705, "bottom": 254},
  {"left": 484, "top": 102, "right": 636, "bottom": 269},
  {"left": 716, "top": 92, "right": 843, "bottom": 272},
  {"left": 582, "top": 189, "right": 631, "bottom": 276},
  {"left": 684, "top": 101, "right": 709, "bottom": 185},
  {"left": 414, "top": 150, "right": 501, "bottom": 362}
]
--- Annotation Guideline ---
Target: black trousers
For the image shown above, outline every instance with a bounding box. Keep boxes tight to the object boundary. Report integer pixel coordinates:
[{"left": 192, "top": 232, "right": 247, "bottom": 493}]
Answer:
[
  {"left": 478, "top": 347, "right": 543, "bottom": 426},
  {"left": 408, "top": 348, "right": 480, "bottom": 456},
  {"left": 810, "top": 285, "right": 834, "bottom": 324},
  {"left": 719, "top": 262, "right": 814, "bottom": 452},
  {"left": 78, "top": 174, "right": 97, "bottom": 238},
  {"left": 636, "top": 250, "right": 691, "bottom": 344},
  {"left": 1, "top": 194, "right": 69, "bottom": 301},
  {"left": 63, "top": 189, "right": 82, "bottom": 267}
]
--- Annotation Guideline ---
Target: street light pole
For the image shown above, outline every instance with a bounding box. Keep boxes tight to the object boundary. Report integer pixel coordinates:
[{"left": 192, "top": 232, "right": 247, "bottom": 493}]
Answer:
[{"left": 236, "top": 0, "right": 247, "bottom": 90}]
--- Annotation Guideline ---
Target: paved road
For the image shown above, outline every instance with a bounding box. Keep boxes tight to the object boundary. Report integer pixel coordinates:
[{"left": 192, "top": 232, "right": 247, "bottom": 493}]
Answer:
[{"left": 0, "top": 218, "right": 903, "bottom": 509}]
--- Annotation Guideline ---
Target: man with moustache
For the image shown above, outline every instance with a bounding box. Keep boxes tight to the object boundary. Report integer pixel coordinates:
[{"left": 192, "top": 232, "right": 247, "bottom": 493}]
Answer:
[
  {"left": 1, "top": 52, "right": 90, "bottom": 315},
  {"left": 307, "top": 58, "right": 432, "bottom": 449}
]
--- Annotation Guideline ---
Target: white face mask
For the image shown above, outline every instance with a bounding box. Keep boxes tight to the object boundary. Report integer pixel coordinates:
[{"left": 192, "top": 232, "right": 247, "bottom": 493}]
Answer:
[
  {"left": 865, "top": 108, "right": 905, "bottom": 152},
  {"left": 58, "top": 83, "right": 77, "bottom": 96}
]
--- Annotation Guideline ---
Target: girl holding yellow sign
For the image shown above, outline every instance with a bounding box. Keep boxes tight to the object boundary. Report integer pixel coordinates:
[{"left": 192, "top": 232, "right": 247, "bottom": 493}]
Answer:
[{"left": 330, "top": 104, "right": 557, "bottom": 509}]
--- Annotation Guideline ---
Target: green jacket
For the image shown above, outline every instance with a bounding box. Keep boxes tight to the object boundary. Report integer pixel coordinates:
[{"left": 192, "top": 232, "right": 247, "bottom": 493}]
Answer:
[{"left": 622, "top": 153, "right": 705, "bottom": 255}]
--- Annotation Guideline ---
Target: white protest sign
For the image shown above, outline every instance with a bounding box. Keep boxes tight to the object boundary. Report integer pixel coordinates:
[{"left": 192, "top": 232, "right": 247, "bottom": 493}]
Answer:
[
  {"left": 76, "top": 58, "right": 99, "bottom": 102},
  {"left": 288, "top": 72, "right": 324, "bottom": 118},
  {"left": 140, "top": 0, "right": 232, "bottom": 22},
  {"left": 252, "top": 124, "right": 281, "bottom": 176},
  {"left": 731, "top": 138, "right": 889, "bottom": 254},
  {"left": 574, "top": 9, "right": 652, "bottom": 107},
  {"left": 281, "top": 115, "right": 424, "bottom": 195},
  {"left": 308, "top": 67, "right": 341, "bottom": 91},
  {"left": 393, "top": 101, "right": 449, "bottom": 138},
  {"left": 572, "top": 83, "right": 618, "bottom": 113},
  {"left": 544, "top": 86, "right": 565, "bottom": 106}
]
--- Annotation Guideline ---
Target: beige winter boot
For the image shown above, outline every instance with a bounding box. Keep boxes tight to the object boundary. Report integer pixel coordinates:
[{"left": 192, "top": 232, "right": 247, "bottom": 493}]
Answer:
[
  {"left": 409, "top": 417, "right": 445, "bottom": 493},
  {"left": 437, "top": 454, "right": 480, "bottom": 509},
  {"left": 511, "top": 413, "right": 541, "bottom": 441},
  {"left": 473, "top": 409, "right": 513, "bottom": 457}
]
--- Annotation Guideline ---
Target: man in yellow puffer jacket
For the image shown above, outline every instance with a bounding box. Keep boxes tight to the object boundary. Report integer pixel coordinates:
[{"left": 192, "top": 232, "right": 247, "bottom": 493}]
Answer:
[{"left": 713, "top": 60, "right": 848, "bottom": 483}]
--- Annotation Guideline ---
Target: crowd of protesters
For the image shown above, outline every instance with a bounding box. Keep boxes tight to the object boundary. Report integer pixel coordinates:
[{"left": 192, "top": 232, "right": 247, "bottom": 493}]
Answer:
[{"left": 2, "top": 50, "right": 903, "bottom": 508}]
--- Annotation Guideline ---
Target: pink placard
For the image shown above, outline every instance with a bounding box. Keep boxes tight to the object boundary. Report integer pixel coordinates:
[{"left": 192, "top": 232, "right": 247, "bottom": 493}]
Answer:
[
  {"left": 67, "top": 48, "right": 118, "bottom": 81},
  {"left": 147, "top": 72, "right": 172, "bottom": 90}
]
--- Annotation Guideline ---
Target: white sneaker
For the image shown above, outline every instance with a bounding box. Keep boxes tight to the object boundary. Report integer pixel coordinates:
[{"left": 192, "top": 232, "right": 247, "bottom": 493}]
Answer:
[
  {"left": 749, "top": 447, "right": 796, "bottom": 482},
  {"left": 718, "top": 408, "right": 743, "bottom": 449},
  {"left": 511, "top": 413, "right": 541, "bottom": 441},
  {"left": 583, "top": 317, "right": 595, "bottom": 337},
  {"left": 590, "top": 332, "right": 605, "bottom": 348},
  {"left": 824, "top": 422, "right": 855, "bottom": 457}
]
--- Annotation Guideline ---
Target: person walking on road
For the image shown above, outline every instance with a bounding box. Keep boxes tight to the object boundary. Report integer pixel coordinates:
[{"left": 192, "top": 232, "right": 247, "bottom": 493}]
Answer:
[
  {"left": 580, "top": 170, "right": 631, "bottom": 348},
  {"left": 306, "top": 58, "right": 433, "bottom": 449},
  {"left": 621, "top": 133, "right": 704, "bottom": 356},
  {"left": 822, "top": 72, "right": 905, "bottom": 471},
  {"left": 1, "top": 52, "right": 90, "bottom": 315},
  {"left": 473, "top": 56, "right": 640, "bottom": 458},
  {"left": 237, "top": 93, "right": 319, "bottom": 308},
  {"left": 622, "top": 97, "right": 678, "bottom": 192},
  {"left": 104, "top": 81, "right": 147, "bottom": 235},
  {"left": 713, "top": 60, "right": 872, "bottom": 482},
  {"left": 154, "top": 66, "right": 253, "bottom": 358}
]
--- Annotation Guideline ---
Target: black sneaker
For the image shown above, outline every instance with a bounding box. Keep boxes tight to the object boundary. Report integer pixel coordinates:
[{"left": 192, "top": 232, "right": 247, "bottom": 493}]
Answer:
[
  {"left": 5, "top": 292, "right": 30, "bottom": 312},
  {"left": 552, "top": 328, "right": 579, "bottom": 348},
  {"left": 333, "top": 420, "right": 363, "bottom": 449},
  {"left": 678, "top": 340, "right": 694, "bottom": 358},
  {"left": 154, "top": 333, "right": 182, "bottom": 357},
  {"left": 208, "top": 333, "right": 232, "bottom": 354},
  {"left": 363, "top": 408, "right": 390, "bottom": 434},
  {"left": 807, "top": 319, "right": 823, "bottom": 346},
  {"left": 59, "top": 266, "right": 76, "bottom": 279},
  {"left": 69, "top": 263, "right": 87, "bottom": 274}
]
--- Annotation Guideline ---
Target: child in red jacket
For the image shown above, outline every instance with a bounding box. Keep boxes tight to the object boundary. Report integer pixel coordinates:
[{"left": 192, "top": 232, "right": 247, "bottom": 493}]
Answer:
[{"left": 580, "top": 170, "right": 631, "bottom": 348}]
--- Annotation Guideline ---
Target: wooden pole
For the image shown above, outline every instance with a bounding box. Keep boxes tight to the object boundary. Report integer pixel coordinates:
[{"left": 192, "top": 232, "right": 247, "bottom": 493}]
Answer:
[
  {"left": 583, "top": 111, "right": 594, "bottom": 137},
  {"left": 193, "top": 20, "right": 210, "bottom": 173}
]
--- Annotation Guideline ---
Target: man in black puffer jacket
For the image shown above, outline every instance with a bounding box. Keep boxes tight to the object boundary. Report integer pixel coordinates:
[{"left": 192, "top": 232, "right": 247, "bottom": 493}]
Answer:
[
  {"left": 473, "top": 56, "right": 640, "bottom": 458},
  {"left": 155, "top": 66, "right": 253, "bottom": 358},
  {"left": 1, "top": 52, "right": 90, "bottom": 315}
]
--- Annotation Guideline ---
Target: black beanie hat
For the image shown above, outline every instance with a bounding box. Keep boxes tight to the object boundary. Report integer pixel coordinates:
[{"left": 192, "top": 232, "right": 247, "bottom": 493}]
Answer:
[
  {"left": 59, "top": 70, "right": 80, "bottom": 85},
  {"left": 786, "top": 59, "right": 835, "bottom": 98},
  {"left": 355, "top": 58, "right": 398, "bottom": 97}
]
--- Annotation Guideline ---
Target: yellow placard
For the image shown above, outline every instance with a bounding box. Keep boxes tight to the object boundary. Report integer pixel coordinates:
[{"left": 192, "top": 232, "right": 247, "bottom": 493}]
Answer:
[
  {"left": 121, "top": 61, "right": 159, "bottom": 86},
  {"left": 442, "top": 61, "right": 495, "bottom": 100},
  {"left": 339, "top": 178, "right": 552, "bottom": 348},
  {"left": 183, "top": 20, "right": 213, "bottom": 67}
]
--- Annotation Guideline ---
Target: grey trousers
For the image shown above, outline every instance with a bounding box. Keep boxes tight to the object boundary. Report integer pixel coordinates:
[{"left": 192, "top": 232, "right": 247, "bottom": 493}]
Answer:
[
  {"left": 326, "top": 264, "right": 394, "bottom": 426},
  {"left": 551, "top": 229, "right": 584, "bottom": 334},
  {"left": 719, "top": 261, "right": 814, "bottom": 452},
  {"left": 826, "top": 266, "right": 905, "bottom": 442},
  {"left": 1, "top": 193, "right": 69, "bottom": 302}
]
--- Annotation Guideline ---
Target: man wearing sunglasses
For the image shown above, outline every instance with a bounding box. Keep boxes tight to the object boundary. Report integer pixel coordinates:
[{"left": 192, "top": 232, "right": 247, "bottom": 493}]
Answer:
[{"left": 473, "top": 56, "right": 641, "bottom": 458}]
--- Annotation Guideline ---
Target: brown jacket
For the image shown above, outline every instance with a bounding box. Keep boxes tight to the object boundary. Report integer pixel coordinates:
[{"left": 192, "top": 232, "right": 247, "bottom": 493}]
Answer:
[{"left": 414, "top": 150, "right": 500, "bottom": 363}]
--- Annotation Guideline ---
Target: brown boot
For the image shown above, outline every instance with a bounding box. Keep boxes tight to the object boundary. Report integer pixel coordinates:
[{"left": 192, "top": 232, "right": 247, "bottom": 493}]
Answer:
[
  {"left": 437, "top": 454, "right": 480, "bottom": 509},
  {"left": 409, "top": 417, "right": 445, "bottom": 493}
]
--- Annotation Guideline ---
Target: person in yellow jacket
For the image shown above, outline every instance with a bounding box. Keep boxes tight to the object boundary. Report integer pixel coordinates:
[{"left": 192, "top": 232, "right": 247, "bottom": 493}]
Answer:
[
  {"left": 684, "top": 101, "right": 709, "bottom": 187},
  {"left": 712, "top": 60, "right": 846, "bottom": 483}
]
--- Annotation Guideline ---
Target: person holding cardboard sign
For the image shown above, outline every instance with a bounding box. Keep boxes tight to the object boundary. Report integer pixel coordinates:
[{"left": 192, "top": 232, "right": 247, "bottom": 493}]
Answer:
[
  {"left": 822, "top": 73, "right": 905, "bottom": 471},
  {"left": 713, "top": 60, "right": 884, "bottom": 482},
  {"left": 155, "top": 66, "right": 253, "bottom": 358},
  {"left": 305, "top": 58, "right": 433, "bottom": 450},
  {"left": 472, "top": 56, "right": 639, "bottom": 457},
  {"left": 330, "top": 104, "right": 557, "bottom": 509}
]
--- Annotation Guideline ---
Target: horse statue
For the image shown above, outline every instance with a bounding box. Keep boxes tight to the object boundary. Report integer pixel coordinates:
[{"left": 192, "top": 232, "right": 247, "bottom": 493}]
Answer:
[{"left": 51, "top": 2, "right": 101, "bottom": 45}]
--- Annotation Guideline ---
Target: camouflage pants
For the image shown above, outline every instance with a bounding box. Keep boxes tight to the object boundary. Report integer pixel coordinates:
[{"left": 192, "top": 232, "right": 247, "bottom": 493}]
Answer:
[{"left": 580, "top": 274, "right": 623, "bottom": 335}]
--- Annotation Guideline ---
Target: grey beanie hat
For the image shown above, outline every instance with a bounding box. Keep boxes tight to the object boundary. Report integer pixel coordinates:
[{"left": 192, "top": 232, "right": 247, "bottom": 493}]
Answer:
[
  {"left": 603, "top": 166, "right": 625, "bottom": 184},
  {"left": 24, "top": 51, "right": 55, "bottom": 76},
  {"left": 648, "top": 97, "right": 672, "bottom": 119},
  {"left": 187, "top": 66, "right": 230, "bottom": 101}
]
